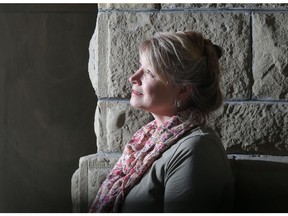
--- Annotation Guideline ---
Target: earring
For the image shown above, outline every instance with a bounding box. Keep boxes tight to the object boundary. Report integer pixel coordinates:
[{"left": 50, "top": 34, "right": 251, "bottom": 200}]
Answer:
[{"left": 176, "top": 100, "right": 182, "bottom": 109}]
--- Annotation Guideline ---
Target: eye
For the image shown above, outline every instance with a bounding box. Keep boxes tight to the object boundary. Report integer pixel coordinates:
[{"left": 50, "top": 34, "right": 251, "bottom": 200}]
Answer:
[{"left": 144, "top": 70, "right": 155, "bottom": 78}]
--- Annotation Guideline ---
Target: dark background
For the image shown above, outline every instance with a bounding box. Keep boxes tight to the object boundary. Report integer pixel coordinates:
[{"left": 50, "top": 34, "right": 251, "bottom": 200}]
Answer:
[{"left": 0, "top": 4, "right": 98, "bottom": 212}]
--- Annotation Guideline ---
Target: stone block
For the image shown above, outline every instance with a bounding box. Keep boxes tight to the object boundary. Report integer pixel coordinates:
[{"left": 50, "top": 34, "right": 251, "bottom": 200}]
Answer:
[
  {"left": 210, "top": 102, "right": 288, "bottom": 155},
  {"left": 161, "top": 3, "right": 288, "bottom": 9},
  {"left": 95, "top": 100, "right": 153, "bottom": 152},
  {"left": 71, "top": 153, "right": 121, "bottom": 212},
  {"left": 87, "top": 153, "right": 121, "bottom": 210},
  {"left": 98, "top": 3, "right": 160, "bottom": 10},
  {"left": 71, "top": 169, "right": 80, "bottom": 213},
  {"left": 252, "top": 13, "right": 288, "bottom": 99},
  {"left": 94, "top": 100, "right": 288, "bottom": 155},
  {"left": 89, "top": 12, "right": 251, "bottom": 100},
  {"left": 251, "top": 3, "right": 288, "bottom": 9}
]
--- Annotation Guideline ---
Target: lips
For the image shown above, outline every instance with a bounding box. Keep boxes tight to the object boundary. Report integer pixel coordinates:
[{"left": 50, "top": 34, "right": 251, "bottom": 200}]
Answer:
[{"left": 131, "top": 89, "right": 143, "bottom": 96}]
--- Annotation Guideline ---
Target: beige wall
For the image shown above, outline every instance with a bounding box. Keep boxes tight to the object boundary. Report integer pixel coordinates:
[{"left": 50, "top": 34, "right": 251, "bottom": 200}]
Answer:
[{"left": 0, "top": 4, "right": 97, "bottom": 212}]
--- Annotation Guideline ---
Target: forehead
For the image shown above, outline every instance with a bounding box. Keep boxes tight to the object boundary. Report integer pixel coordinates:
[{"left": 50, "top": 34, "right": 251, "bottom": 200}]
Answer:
[{"left": 139, "top": 53, "right": 151, "bottom": 66}]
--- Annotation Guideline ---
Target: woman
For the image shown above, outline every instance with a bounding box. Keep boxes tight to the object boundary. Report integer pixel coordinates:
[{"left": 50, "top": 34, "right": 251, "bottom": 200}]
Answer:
[{"left": 89, "top": 31, "right": 234, "bottom": 213}]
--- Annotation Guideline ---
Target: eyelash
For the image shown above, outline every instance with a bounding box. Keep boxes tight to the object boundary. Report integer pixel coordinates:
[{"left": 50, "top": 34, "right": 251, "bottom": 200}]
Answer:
[
  {"left": 138, "top": 63, "right": 155, "bottom": 78},
  {"left": 144, "top": 70, "right": 155, "bottom": 77}
]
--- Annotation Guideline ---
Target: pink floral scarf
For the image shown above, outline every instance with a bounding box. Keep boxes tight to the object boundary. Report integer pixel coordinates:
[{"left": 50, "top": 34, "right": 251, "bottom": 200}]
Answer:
[{"left": 89, "top": 108, "right": 206, "bottom": 213}]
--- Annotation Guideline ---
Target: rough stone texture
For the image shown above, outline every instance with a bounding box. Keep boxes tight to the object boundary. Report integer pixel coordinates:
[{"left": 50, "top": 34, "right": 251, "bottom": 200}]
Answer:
[
  {"left": 95, "top": 101, "right": 288, "bottom": 155},
  {"left": 0, "top": 6, "right": 97, "bottom": 213},
  {"left": 98, "top": 3, "right": 160, "bottom": 10},
  {"left": 89, "top": 11, "right": 251, "bottom": 100},
  {"left": 161, "top": 3, "right": 288, "bottom": 9},
  {"left": 71, "top": 153, "right": 121, "bottom": 213},
  {"left": 210, "top": 103, "right": 288, "bottom": 155},
  {"left": 252, "top": 13, "right": 288, "bottom": 99},
  {"left": 71, "top": 169, "right": 80, "bottom": 213},
  {"left": 95, "top": 100, "right": 153, "bottom": 152}
]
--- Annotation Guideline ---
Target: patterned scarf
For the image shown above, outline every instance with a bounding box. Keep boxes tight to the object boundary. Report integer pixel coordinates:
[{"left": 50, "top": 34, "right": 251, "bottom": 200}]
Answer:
[{"left": 89, "top": 108, "right": 206, "bottom": 213}]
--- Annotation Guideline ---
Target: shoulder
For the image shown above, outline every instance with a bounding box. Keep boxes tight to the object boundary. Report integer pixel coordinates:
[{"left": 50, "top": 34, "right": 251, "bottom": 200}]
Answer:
[
  {"left": 163, "top": 125, "right": 227, "bottom": 171},
  {"left": 173, "top": 125, "right": 223, "bottom": 155}
]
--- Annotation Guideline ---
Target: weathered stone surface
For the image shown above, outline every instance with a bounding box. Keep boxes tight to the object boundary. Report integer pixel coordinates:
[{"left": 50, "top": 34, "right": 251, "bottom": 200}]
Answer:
[
  {"left": 95, "top": 100, "right": 153, "bottom": 152},
  {"left": 95, "top": 100, "right": 288, "bottom": 155},
  {"left": 71, "top": 153, "right": 121, "bottom": 212},
  {"left": 246, "top": 3, "right": 288, "bottom": 9},
  {"left": 210, "top": 102, "right": 288, "bottom": 155},
  {"left": 161, "top": 3, "right": 288, "bottom": 9},
  {"left": 98, "top": 3, "right": 159, "bottom": 10},
  {"left": 252, "top": 13, "right": 288, "bottom": 99},
  {"left": 71, "top": 169, "right": 80, "bottom": 213},
  {"left": 250, "top": 3, "right": 288, "bottom": 9},
  {"left": 89, "top": 12, "right": 251, "bottom": 100},
  {"left": 87, "top": 153, "right": 120, "bottom": 210}
]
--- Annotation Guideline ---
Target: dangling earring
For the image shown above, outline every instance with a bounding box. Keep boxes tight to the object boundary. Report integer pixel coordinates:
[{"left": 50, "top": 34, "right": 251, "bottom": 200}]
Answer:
[{"left": 176, "top": 100, "right": 182, "bottom": 109}]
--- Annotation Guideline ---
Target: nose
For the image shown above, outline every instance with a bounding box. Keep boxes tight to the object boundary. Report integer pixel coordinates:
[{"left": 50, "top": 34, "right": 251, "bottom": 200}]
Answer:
[{"left": 129, "top": 69, "right": 142, "bottom": 85}]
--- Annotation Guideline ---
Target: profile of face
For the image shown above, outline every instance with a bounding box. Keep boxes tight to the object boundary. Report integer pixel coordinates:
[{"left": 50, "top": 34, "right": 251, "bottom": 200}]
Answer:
[{"left": 129, "top": 54, "right": 179, "bottom": 117}]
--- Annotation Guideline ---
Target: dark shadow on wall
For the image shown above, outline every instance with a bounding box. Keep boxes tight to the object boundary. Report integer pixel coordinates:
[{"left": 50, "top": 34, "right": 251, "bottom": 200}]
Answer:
[
  {"left": 230, "top": 158, "right": 288, "bottom": 213},
  {"left": 0, "top": 4, "right": 98, "bottom": 213}
]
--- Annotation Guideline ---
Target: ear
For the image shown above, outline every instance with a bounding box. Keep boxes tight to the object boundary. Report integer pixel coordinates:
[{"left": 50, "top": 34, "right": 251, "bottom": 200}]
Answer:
[{"left": 177, "top": 83, "right": 192, "bottom": 101}]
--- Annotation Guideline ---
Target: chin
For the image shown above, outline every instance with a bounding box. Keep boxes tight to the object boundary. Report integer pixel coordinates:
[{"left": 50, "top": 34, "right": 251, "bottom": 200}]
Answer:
[
  {"left": 130, "top": 100, "right": 145, "bottom": 110},
  {"left": 130, "top": 103, "right": 141, "bottom": 109},
  {"left": 129, "top": 99, "right": 139, "bottom": 108}
]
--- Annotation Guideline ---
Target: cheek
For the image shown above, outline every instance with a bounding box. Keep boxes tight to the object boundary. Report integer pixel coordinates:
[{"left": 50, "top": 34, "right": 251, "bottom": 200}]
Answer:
[
  {"left": 147, "top": 84, "right": 174, "bottom": 105},
  {"left": 144, "top": 83, "right": 159, "bottom": 98}
]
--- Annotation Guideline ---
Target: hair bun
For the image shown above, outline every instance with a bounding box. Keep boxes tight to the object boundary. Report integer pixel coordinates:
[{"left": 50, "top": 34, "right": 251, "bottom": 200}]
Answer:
[{"left": 213, "top": 44, "right": 222, "bottom": 59}]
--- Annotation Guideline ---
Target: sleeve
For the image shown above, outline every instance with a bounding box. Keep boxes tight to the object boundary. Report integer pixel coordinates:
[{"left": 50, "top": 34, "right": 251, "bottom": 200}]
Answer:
[{"left": 163, "top": 135, "right": 229, "bottom": 213}]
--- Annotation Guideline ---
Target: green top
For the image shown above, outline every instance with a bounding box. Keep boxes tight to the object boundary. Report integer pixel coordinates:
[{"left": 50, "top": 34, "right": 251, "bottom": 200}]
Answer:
[{"left": 120, "top": 126, "right": 234, "bottom": 213}]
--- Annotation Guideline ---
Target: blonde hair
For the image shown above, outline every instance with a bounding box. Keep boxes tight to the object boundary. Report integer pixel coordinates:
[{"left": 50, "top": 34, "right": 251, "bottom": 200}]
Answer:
[{"left": 139, "top": 31, "right": 223, "bottom": 116}]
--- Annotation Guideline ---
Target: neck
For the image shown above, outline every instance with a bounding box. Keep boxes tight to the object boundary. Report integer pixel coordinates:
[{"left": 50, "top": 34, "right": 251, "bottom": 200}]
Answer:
[{"left": 152, "top": 113, "right": 175, "bottom": 127}]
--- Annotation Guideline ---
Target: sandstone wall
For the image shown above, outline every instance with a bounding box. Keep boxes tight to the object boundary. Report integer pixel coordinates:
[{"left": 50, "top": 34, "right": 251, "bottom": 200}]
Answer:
[
  {"left": 91, "top": 3, "right": 288, "bottom": 155},
  {"left": 72, "top": 3, "right": 288, "bottom": 212}
]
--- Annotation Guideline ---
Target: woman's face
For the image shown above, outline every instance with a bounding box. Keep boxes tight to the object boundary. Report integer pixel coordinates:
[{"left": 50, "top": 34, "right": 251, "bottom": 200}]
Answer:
[{"left": 129, "top": 55, "right": 179, "bottom": 117}]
